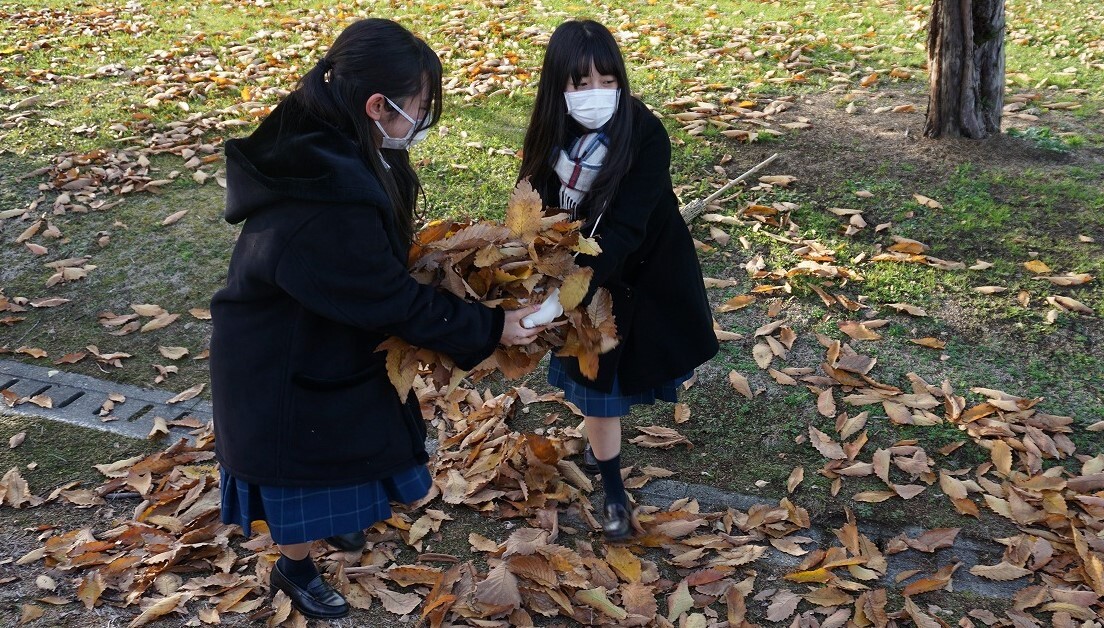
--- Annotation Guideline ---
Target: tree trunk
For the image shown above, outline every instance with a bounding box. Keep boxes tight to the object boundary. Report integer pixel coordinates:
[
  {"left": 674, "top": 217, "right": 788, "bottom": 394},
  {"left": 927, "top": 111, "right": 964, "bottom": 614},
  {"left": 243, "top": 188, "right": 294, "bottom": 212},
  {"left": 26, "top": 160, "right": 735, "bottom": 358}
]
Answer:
[{"left": 924, "top": 0, "right": 1006, "bottom": 138}]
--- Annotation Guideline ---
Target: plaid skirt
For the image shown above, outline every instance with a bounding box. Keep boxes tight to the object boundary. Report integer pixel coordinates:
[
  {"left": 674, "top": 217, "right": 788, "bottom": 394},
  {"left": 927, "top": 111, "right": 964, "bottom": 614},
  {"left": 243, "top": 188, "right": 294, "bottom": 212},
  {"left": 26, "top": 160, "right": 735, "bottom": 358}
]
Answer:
[
  {"left": 548, "top": 355, "right": 692, "bottom": 418},
  {"left": 219, "top": 464, "right": 431, "bottom": 546}
]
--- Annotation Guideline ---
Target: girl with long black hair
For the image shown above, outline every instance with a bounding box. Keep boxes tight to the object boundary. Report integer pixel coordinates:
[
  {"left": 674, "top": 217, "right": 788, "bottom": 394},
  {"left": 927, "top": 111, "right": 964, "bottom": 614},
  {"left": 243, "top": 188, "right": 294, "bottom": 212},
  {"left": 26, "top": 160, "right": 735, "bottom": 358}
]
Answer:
[
  {"left": 210, "top": 19, "right": 543, "bottom": 619},
  {"left": 518, "top": 19, "right": 718, "bottom": 541}
]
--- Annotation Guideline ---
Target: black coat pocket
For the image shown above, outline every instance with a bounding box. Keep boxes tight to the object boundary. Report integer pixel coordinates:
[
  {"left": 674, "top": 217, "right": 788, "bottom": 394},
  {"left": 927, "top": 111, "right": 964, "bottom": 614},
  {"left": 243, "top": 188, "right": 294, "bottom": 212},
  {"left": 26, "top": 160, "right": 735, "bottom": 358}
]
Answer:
[{"left": 285, "top": 365, "right": 411, "bottom": 479}]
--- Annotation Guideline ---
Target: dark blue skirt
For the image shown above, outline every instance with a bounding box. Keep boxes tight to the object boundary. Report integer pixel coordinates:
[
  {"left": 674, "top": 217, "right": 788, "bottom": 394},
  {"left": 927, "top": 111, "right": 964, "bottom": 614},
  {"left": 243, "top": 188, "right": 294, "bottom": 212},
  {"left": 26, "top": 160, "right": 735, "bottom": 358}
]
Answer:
[
  {"left": 548, "top": 355, "right": 692, "bottom": 418},
  {"left": 219, "top": 464, "right": 432, "bottom": 546}
]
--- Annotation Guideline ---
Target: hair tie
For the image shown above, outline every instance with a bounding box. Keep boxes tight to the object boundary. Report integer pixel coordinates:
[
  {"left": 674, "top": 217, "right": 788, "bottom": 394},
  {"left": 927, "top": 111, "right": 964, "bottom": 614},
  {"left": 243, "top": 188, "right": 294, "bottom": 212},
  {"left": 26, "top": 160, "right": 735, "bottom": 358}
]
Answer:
[{"left": 319, "top": 57, "right": 333, "bottom": 72}]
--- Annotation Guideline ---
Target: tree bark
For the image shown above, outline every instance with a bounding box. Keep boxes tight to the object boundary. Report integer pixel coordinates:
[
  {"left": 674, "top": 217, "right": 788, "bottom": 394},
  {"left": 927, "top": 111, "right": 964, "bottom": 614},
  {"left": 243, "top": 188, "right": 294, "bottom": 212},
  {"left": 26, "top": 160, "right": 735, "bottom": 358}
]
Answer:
[{"left": 924, "top": 0, "right": 1006, "bottom": 138}]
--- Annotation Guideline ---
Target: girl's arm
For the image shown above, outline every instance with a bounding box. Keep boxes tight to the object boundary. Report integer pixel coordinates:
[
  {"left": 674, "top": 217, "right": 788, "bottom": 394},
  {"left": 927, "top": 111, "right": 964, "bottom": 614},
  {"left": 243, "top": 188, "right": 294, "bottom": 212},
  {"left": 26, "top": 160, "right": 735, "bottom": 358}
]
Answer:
[
  {"left": 273, "top": 204, "right": 504, "bottom": 370},
  {"left": 576, "top": 112, "right": 672, "bottom": 291}
]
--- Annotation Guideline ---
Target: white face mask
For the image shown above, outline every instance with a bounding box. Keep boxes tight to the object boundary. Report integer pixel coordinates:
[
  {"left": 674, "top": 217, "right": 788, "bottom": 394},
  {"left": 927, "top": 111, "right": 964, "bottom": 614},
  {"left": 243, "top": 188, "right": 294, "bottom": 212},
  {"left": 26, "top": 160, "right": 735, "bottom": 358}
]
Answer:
[
  {"left": 564, "top": 88, "right": 619, "bottom": 130},
  {"left": 375, "top": 96, "right": 428, "bottom": 150}
]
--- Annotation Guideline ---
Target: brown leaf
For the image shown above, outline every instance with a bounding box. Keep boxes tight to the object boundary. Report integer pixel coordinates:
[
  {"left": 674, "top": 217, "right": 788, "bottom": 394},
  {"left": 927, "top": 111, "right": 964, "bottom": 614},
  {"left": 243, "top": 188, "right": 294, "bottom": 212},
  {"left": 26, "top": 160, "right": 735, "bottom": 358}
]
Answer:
[
  {"left": 158, "top": 346, "right": 189, "bottom": 360},
  {"left": 886, "top": 302, "right": 927, "bottom": 316},
  {"left": 376, "top": 588, "right": 422, "bottom": 615},
  {"left": 128, "top": 593, "right": 189, "bottom": 627},
  {"left": 809, "top": 426, "right": 846, "bottom": 459},
  {"left": 991, "top": 439, "right": 1013, "bottom": 476},
  {"left": 909, "top": 337, "right": 946, "bottom": 349},
  {"left": 161, "top": 210, "right": 189, "bottom": 226},
  {"left": 166, "top": 383, "right": 204, "bottom": 404},
  {"left": 817, "top": 389, "right": 837, "bottom": 418},
  {"left": 76, "top": 572, "right": 105, "bottom": 610},
  {"left": 787, "top": 466, "right": 804, "bottom": 493},
  {"left": 839, "top": 320, "right": 881, "bottom": 340},
  {"left": 577, "top": 587, "right": 627, "bottom": 621},
  {"left": 673, "top": 403, "right": 691, "bottom": 424},
  {"left": 728, "top": 370, "right": 753, "bottom": 398},
  {"left": 666, "top": 580, "right": 694, "bottom": 622},
  {"left": 716, "top": 294, "right": 755, "bottom": 313},
  {"left": 9, "top": 432, "right": 26, "bottom": 449},
  {"left": 968, "top": 562, "right": 1032, "bottom": 581},
  {"left": 766, "top": 589, "right": 801, "bottom": 622},
  {"left": 475, "top": 563, "right": 521, "bottom": 609},
  {"left": 1047, "top": 295, "right": 1094, "bottom": 315}
]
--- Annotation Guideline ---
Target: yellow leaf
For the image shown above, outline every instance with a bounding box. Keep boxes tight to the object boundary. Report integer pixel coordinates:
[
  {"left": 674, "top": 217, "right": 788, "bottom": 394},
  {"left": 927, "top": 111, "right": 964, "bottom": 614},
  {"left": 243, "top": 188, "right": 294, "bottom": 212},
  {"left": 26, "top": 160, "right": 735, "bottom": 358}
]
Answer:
[
  {"left": 558, "top": 267, "right": 593, "bottom": 311},
  {"left": 784, "top": 567, "right": 831, "bottom": 583},
  {"left": 716, "top": 294, "right": 755, "bottom": 313},
  {"left": 506, "top": 180, "right": 543, "bottom": 239},
  {"left": 1023, "top": 259, "right": 1052, "bottom": 274},
  {"left": 605, "top": 546, "right": 642, "bottom": 583}
]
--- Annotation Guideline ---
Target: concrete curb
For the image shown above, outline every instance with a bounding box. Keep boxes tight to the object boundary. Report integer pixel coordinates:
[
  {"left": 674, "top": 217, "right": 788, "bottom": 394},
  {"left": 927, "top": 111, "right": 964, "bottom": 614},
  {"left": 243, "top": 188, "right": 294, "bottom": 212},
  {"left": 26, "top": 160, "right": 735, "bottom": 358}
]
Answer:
[{"left": 0, "top": 359, "right": 209, "bottom": 444}]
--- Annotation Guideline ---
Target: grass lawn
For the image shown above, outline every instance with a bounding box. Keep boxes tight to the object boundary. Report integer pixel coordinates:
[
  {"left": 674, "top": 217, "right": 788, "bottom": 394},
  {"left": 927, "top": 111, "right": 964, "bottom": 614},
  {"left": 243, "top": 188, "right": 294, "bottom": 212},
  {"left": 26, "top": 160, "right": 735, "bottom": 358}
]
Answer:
[{"left": 2, "top": 0, "right": 1103, "bottom": 626}]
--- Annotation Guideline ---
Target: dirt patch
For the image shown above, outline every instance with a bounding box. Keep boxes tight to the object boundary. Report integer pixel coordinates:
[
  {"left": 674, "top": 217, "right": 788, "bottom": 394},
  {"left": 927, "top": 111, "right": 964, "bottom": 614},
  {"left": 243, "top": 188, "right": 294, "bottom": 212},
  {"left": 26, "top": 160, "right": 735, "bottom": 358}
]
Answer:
[{"left": 732, "top": 86, "right": 1104, "bottom": 194}]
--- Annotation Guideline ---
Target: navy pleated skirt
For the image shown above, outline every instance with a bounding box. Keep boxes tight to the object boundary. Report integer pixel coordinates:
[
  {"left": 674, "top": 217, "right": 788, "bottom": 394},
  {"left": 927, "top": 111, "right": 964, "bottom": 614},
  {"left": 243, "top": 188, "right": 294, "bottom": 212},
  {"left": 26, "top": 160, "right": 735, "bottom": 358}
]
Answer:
[
  {"left": 219, "top": 464, "right": 432, "bottom": 545},
  {"left": 548, "top": 355, "right": 692, "bottom": 418}
]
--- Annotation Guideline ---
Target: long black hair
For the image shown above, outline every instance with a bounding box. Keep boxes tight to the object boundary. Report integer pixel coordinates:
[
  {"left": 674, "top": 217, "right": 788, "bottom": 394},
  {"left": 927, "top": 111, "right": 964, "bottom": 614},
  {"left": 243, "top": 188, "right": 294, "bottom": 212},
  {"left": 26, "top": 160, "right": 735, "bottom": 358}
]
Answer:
[
  {"left": 289, "top": 18, "right": 442, "bottom": 244},
  {"left": 519, "top": 19, "right": 634, "bottom": 224}
]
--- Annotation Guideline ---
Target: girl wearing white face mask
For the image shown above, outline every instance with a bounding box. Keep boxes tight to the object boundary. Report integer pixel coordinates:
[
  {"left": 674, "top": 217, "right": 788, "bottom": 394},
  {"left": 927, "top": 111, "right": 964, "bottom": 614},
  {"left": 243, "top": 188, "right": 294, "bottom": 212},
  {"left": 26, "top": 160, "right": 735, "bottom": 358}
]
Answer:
[
  {"left": 212, "top": 19, "right": 544, "bottom": 620},
  {"left": 518, "top": 20, "right": 718, "bottom": 542}
]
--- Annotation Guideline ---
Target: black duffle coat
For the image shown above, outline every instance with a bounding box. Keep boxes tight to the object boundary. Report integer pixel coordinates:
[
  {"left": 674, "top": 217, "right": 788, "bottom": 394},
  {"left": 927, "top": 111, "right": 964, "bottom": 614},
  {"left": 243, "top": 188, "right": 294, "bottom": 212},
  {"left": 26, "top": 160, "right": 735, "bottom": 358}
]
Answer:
[{"left": 210, "top": 98, "right": 504, "bottom": 487}]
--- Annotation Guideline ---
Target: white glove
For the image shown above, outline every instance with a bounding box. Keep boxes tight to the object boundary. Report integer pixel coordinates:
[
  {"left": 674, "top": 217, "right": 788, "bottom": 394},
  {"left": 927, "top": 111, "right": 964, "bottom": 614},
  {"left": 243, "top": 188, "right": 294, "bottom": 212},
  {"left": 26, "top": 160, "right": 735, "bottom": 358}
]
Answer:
[{"left": 522, "top": 288, "right": 563, "bottom": 328}]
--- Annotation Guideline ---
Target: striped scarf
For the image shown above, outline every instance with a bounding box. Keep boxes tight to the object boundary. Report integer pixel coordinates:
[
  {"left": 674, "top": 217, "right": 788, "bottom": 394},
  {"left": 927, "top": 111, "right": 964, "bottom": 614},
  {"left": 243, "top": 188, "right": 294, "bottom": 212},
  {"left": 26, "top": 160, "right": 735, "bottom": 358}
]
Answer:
[{"left": 554, "top": 131, "right": 609, "bottom": 215}]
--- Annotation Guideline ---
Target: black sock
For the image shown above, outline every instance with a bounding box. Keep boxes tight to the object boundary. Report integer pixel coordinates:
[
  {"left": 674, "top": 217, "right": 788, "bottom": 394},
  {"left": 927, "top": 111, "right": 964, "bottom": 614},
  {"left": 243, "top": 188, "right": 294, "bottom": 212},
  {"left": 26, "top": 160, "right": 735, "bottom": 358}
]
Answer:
[
  {"left": 595, "top": 453, "right": 628, "bottom": 509},
  {"left": 277, "top": 554, "right": 318, "bottom": 587}
]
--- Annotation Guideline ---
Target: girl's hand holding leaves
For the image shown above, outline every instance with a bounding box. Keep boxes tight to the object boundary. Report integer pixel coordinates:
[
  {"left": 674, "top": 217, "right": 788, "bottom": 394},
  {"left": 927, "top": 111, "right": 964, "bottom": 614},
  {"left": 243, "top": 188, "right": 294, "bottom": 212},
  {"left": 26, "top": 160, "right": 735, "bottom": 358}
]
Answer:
[{"left": 379, "top": 180, "right": 618, "bottom": 396}]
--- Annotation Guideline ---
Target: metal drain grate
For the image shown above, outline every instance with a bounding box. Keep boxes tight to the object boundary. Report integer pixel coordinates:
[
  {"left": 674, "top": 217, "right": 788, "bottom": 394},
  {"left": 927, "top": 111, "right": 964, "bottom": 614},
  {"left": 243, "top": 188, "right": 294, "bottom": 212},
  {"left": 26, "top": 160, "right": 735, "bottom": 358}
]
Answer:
[{"left": 0, "top": 359, "right": 210, "bottom": 444}]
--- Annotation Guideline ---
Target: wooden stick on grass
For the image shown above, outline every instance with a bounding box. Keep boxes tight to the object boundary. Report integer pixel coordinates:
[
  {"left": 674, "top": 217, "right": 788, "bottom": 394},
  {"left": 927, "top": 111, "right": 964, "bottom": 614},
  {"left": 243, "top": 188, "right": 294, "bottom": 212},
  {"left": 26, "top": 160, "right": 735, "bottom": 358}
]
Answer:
[{"left": 680, "top": 152, "right": 780, "bottom": 224}]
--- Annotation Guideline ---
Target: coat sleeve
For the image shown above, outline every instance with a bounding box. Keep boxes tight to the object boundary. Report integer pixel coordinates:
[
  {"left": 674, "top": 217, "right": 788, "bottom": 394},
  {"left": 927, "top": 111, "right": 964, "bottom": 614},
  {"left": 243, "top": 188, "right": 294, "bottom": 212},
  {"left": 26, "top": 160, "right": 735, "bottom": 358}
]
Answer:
[
  {"left": 273, "top": 204, "right": 504, "bottom": 370},
  {"left": 575, "top": 111, "right": 673, "bottom": 292}
]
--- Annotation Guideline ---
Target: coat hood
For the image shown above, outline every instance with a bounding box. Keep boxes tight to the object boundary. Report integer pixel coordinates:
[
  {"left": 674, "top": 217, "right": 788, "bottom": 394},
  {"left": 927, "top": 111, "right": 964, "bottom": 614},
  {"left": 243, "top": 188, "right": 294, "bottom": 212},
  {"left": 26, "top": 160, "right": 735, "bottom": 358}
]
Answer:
[{"left": 223, "top": 97, "right": 391, "bottom": 224}]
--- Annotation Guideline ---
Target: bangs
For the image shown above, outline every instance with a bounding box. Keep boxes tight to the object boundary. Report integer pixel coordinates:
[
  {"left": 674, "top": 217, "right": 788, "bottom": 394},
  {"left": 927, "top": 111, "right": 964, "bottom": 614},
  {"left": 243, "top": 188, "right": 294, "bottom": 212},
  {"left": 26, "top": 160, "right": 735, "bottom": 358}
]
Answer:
[{"left": 568, "top": 37, "right": 623, "bottom": 86}]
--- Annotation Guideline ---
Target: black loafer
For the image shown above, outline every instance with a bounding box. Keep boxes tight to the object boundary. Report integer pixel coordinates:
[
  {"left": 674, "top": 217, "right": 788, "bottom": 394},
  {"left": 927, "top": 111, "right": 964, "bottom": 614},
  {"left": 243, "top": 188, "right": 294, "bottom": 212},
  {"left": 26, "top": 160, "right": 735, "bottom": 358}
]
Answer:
[
  {"left": 582, "top": 444, "right": 599, "bottom": 475},
  {"left": 270, "top": 562, "right": 349, "bottom": 620},
  {"left": 325, "top": 530, "right": 366, "bottom": 552},
  {"left": 602, "top": 502, "right": 633, "bottom": 542}
]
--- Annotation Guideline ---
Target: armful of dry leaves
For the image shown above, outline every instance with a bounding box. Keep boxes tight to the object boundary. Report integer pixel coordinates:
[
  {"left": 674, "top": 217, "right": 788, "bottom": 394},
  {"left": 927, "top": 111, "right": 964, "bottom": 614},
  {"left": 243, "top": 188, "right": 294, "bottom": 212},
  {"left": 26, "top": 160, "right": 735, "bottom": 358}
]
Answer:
[{"left": 377, "top": 181, "right": 619, "bottom": 397}]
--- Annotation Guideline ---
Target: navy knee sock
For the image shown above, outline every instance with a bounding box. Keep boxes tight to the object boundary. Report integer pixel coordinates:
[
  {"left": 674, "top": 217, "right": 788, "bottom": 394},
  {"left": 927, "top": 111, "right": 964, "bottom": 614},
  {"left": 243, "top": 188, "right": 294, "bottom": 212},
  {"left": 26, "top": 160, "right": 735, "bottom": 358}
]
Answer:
[
  {"left": 277, "top": 554, "right": 318, "bottom": 587},
  {"left": 595, "top": 453, "right": 628, "bottom": 508}
]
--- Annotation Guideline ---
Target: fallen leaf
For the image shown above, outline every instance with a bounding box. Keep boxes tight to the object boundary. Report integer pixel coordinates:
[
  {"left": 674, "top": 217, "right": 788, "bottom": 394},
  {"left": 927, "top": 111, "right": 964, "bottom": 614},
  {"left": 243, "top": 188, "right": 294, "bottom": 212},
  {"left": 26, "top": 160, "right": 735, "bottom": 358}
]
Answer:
[
  {"left": 1023, "top": 259, "right": 1052, "bottom": 274},
  {"left": 728, "top": 371, "right": 753, "bottom": 398},
  {"left": 969, "top": 562, "right": 1032, "bottom": 581},
  {"left": 787, "top": 466, "right": 804, "bottom": 493},
  {"left": 161, "top": 210, "right": 189, "bottom": 226}
]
